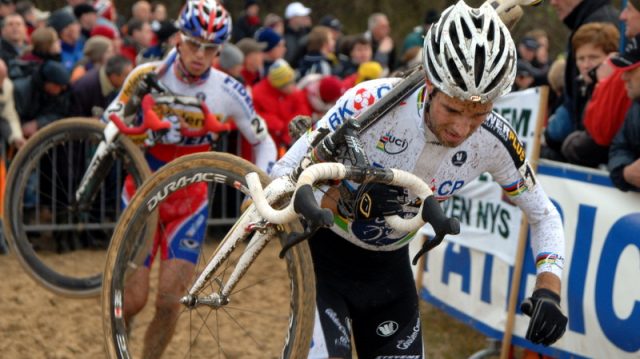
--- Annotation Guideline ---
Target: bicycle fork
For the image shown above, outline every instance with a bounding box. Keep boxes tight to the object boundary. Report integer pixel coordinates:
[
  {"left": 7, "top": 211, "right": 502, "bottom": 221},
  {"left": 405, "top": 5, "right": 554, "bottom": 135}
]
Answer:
[{"left": 74, "top": 122, "right": 120, "bottom": 210}]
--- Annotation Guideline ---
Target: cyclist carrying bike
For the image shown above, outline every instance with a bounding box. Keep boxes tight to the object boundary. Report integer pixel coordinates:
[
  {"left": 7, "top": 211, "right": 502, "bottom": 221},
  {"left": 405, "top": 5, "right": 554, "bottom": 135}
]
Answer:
[
  {"left": 272, "top": 1, "right": 567, "bottom": 357},
  {"left": 101, "top": 0, "right": 276, "bottom": 357}
]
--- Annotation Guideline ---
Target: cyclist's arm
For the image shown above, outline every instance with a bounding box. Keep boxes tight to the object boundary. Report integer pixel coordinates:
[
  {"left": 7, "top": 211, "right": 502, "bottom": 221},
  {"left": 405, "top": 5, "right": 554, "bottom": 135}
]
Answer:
[
  {"left": 101, "top": 63, "right": 157, "bottom": 123},
  {"left": 490, "top": 149, "right": 565, "bottom": 291},
  {"left": 224, "top": 83, "right": 277, "bottom": 173}
]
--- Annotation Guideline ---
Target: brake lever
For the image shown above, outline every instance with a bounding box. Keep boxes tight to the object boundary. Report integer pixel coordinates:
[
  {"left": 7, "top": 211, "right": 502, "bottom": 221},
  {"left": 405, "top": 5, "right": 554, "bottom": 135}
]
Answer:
[
  {"left": 279, "top": 220, "right": 321, "bottom": 258},
  {"left": 411, "top": 234, "right": 445, "bottom": 265}
]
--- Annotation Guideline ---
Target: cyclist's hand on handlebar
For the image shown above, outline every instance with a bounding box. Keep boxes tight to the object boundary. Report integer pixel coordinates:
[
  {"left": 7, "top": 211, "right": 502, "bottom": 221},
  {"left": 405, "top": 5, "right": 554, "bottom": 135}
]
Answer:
[
  {"left": 521, "top": 288, "right": 568, "bottom": 346},
  {"left": 354, "top": 183, "right": 407, "bottom": 220}
]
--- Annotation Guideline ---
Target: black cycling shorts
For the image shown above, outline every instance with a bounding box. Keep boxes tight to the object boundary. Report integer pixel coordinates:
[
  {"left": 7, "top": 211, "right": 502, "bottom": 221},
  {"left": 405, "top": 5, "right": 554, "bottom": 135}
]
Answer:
[{"left": 307, "top": 228, "right": 424, "bottom": 359}]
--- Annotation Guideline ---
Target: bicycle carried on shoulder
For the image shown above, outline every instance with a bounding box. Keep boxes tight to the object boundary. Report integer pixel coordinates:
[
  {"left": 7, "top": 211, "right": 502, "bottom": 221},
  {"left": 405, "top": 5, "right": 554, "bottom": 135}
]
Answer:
[
  {"left": 101, "top": 73, "right": 460, "bottom": 357},
  {"left": 2, "top": 74, "right": 233, "bottom": 297}
]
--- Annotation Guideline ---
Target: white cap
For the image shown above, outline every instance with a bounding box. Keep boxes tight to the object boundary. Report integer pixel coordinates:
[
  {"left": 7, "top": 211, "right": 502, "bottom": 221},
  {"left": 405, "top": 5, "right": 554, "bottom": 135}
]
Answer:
[{"left": 285, "top": 2, "right": 311, "bottom": 19}]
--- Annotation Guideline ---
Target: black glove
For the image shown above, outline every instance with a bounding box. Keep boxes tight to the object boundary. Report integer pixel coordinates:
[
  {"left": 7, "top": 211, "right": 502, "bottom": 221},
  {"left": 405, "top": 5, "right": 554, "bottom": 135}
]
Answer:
[
  {"left": 354, "top": 183, "right": 406, "bottom": 220},
  {"left": 520, "top": 288, "right": 568, "bottom": 346}
]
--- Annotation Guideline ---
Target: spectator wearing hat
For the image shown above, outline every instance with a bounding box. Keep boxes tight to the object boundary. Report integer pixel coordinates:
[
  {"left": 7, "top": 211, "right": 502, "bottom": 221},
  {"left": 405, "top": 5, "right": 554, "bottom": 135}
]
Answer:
[
  {"left": 93, "top": 0, "right": 119, "bottom": 31},
  {"left": 251, "top": 59, "right": 311, "bottom": 153},
  {"left": 1, "top": 13, "right": 28, "bottom": 65},
  {"left": 137, "top": 19, "right": 177, "bottom": 64},
  {"left": 236, "top": 37, "right": 266, "bottom": 86},
  {"left": 0, "top": 58, "right": 25, "bottom": 149},
  {"left": 120, "top": 18, "right": 152, "bottom": 65},
  {"left": 365, "top": 12, "right": 396, "bottom": 72},
  {"left": 70, "top": 54, "right": 132, "bottom": 117},
  {"left": 14, "top": 59, "right": 71, "bottom": 138},
  {"left": 263, "top": 13, "right": 284, "bottom": 35},
  {"left": 401, "top": 9, "right": 438, "bottom": 61},
  {"left": 620, "top": 0, "right": 640, "bottom": 38},
  {"left": 70, "top": 34, "right": 113, "bottom": 82},
  {"left": 233, "top": 0, "right": 262, "bottom": 42},
  {"left": 15, "top": 0, "right": 48, "bottom": 37},
  {"left": 90, "top": 24, "right": 122, "bottom": 52},
  {"left": 297, "top": 25, "right": 335, "bottom": 79},
  {"left": 525, "top": 29, "right": 551, "bottom": 73},
  {"left": 283, "top": 1, "right": 311, "bottom": 68},
  {"left": 48, "top": 9, "right": 84, "bottom": 71},
  {"left": 342, "top": 60, "right": 383, "bottom": 89},
  {"left": 298, "top": 73, "right": 344, "bottom": 121},
  {"left": 215, "top": 43, "right": 245, "bottom": 83},
  {"left": 513, "top": 60, "right": 537, "bottom": 91},
  {"left": 73, "top": 3, "right": 97, "bottom": 40},
  {"left": 608, "top": 34, "right": 640, "bottom": 191},
  {"left": 319, "top": 15, "right": 342, "bottom": 43},
  {"left": 255, "top": 26, "right": 286, "bottom": 75}
]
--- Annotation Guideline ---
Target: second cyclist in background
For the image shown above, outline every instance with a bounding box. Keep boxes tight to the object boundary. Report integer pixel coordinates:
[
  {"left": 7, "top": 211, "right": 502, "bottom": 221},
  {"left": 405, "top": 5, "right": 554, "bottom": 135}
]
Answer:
[{"left": 101, "top": 0, "right": 276, "bottom": 357}]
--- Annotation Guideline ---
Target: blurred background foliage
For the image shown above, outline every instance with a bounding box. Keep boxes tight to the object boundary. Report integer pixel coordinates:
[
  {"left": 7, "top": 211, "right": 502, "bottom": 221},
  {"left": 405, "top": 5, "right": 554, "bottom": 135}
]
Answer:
[{"left": 35, "top": 0, "right": 626, "bottom": 62}]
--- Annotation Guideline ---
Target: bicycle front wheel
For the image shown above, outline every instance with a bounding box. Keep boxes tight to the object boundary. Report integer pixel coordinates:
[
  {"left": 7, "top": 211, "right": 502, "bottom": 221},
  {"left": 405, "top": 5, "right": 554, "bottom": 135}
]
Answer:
[
  {"left": 102, "top": 152, "right": 315, "bottom": 359},
  {"left": 3, "top": 118, "right": 150, "bottom": 297}
]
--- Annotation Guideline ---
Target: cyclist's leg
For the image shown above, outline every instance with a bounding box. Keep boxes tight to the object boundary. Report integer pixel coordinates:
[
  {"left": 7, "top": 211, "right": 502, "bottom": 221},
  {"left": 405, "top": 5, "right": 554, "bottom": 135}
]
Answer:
[
  {"left": 309, "top": 280, "right": 353, "bottom": 359},
  {"left": 349, "top": 247, "right": 424, "bottom": 358},
  {"left": 141, "top": 182, "right": 209, "bottom": 358}
]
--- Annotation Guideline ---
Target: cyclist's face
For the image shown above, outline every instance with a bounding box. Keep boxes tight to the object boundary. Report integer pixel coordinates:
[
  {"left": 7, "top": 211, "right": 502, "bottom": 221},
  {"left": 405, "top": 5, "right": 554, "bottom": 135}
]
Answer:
[
  {"left": 426, "top": 90, "right": 493, "bottom": 148},
  {"left": 178, "top": 34, "right": 220, "bottom": 76}
]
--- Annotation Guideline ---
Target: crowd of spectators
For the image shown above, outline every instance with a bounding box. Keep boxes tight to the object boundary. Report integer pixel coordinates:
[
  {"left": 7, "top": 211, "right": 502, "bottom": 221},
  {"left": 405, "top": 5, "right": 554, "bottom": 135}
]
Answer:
[{"left": 0, "top": 0, "right": 637, "bottom": 194}]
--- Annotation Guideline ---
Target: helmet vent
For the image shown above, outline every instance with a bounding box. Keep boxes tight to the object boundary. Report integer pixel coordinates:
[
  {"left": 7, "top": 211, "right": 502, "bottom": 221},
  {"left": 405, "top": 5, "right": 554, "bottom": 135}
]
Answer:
[
  {"left": 447, "top": 58, "right": 467, "bottom": 92},
  {"left": 487, "top": 21, "right": 495, "bottom": 42},
  {"left": 427, "top": 56, "right": 442, "bottom": 83},
  {"left": 474, "top": 45, "right": 485, "bottom": 87}
]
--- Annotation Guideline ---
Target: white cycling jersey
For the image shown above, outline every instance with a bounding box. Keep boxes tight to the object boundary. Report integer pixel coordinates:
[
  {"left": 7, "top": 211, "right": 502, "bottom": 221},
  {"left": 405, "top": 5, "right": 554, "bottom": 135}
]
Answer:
[
  {"left": 103, "top": 54, "right": 277, "bottom": 172},
  {"left": 272, "top": 78, "right": 565, "bottom": 277}
]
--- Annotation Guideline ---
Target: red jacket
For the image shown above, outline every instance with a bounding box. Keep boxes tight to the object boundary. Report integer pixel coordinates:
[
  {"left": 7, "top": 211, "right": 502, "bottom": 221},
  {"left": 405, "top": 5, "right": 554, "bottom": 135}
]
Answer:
[
  {"left": 251, "top": 78, "right": 312, "bottom": 150},
  {"left": 583, "top": 68, "right": 633, "bottom": 146}
]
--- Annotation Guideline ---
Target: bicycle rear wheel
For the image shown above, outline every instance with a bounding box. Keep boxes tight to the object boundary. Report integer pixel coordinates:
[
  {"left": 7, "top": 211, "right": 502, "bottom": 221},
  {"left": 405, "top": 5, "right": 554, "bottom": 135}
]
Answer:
[
  {"left": 2, "top": 118, "right": 150, "bottom": 297},
  {"left": 102, "top": 152, "right": 315, "bottom": 359}
]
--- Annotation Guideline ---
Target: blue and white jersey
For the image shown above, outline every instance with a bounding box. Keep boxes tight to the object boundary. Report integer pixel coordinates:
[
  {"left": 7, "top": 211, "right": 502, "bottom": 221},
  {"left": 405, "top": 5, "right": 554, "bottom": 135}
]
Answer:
[{"left": 272, "top": 78, "right": 564, "bottom": 277}]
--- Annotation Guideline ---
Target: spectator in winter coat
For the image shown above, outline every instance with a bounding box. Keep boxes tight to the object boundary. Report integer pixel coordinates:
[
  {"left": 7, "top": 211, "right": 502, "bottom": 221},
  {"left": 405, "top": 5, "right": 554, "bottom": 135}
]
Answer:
[
  {"left": 608, "top": 34, "right": 640, "bottom": 192},
  {"left": 14, "top": 60, "right": 71, "bottom": 138},
  {"left": 251, "top": 59, "right": 311, "bottom": 153},
  {"left": 0, "top": 13, "right": 28, "bottom": 65},
  {"left": 47, "top": 9, "right": 84, "bottom": 71},
  {"left": 296, "top": 25, "right": 334, "bottom": 79},
  {"left": 233, "top": 0, "right": 262, "bottom": 41},
  {"left": 70, "top": 54, "right": 132, "bottom": 117},
  {"left": 283, "top": 2, "right": 311, "bottom": 67},
  {"left": 236, "top": 37, "right": 266, "bottom": 87},
  {"left": 255, "top": 26, "right": 286, "bottom": 75},
  {"left": 0, "top": 59, "right": 25, "bottom": 148}
]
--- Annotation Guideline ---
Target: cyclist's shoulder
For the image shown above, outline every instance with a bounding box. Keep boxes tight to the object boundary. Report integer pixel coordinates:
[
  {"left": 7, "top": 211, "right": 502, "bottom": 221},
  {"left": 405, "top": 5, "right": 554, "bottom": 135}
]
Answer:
[{"left": 477, "top": 111, "right": 527, "bottom": 168}]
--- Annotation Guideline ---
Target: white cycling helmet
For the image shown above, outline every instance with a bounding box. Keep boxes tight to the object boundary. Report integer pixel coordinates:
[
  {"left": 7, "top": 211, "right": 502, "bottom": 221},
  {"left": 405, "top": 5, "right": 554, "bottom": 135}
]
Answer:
[{"left": 423, "top": 0, "right": 517, "bottom": 103}]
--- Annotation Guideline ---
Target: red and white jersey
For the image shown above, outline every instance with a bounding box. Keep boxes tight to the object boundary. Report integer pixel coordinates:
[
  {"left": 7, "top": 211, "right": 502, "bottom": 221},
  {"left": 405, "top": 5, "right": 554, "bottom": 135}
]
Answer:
[
  {"left": 103, "top": 58, "right": 277, "bottom": 172},
  {"left": 272, "top": 78, "right": 565, "bottom": 277}
]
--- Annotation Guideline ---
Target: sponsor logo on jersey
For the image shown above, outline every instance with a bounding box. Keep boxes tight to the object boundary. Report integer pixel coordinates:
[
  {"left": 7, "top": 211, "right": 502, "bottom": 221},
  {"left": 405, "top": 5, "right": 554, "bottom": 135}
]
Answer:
[
  {"left": 481, "top": 113, "right": 526, "bottom": 168},
  {"left": 376, "top": 132, "right": 409, "bottom": 154},
  {"left": 223, "top": 76, "right": 255, "bottom": 114},
  {"left": 353, "top": 87, "right": 375, "bottom": 111},
  {"left": 324, "top": 308, "right": 351, "bottom": 349},
  {"left": 376, "top": 320, "right": 399, "bottom": 337},
  {"left": 451, "top": 151, "right": 467, "bottom": 166}
]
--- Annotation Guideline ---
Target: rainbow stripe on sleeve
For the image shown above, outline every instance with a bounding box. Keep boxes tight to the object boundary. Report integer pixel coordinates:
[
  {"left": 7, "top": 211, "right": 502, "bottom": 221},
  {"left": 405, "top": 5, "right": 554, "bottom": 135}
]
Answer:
[
  {"left": 536, "top": 252, "right": 564, "bottom": 270},
  {"left": 501, "top": 179, "right": 528, "bottom": 197}
]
